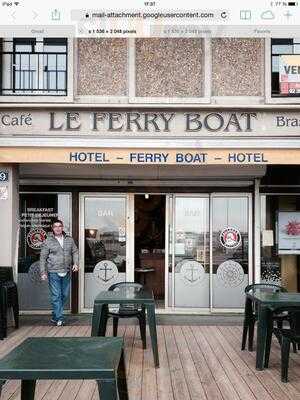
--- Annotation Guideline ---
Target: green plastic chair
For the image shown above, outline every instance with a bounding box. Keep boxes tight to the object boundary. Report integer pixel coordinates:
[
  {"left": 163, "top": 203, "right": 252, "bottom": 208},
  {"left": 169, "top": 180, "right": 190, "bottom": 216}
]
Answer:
[
  {"left": 241, "top": 283, "right": 288, "bottom": 352},
  {"left": 264, "top": 307, "right": 300, "bottom": 382}
]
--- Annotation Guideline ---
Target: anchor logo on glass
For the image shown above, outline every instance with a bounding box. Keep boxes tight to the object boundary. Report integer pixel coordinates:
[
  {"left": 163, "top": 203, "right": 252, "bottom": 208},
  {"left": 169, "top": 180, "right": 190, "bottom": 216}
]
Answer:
[
  {"left": 180, "top": 261, "right": 205, "bottom": 286},
  {"left": 93, "top": 260, "right": 118, "bottom": 283}
]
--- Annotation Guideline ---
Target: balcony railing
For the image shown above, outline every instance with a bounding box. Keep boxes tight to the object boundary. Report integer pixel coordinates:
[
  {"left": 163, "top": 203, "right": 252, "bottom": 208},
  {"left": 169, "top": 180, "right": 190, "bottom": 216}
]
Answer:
[{"left": 0, "top": 51, "right": 67, "bottom": 96}]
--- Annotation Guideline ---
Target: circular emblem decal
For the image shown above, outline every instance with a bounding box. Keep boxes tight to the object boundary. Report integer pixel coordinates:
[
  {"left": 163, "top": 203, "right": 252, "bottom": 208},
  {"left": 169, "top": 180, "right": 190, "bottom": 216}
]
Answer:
[
  {"left": 28, "top": 261, "right": 43, "bottom": 284},
  {"left": 179, "top": 260, "right": 205, "bottom": 286},
  {"left": 220, "top": 227, "right": 241, "bottom": 249},
  {"left": 27, "top": 228, "right": 47, "bottom": 250},
  {"left": 216, "top": 260, "right": 245, "bottom": 288},
  {"left": 93, "top": 260, "right": 118, "bottom": 284}
]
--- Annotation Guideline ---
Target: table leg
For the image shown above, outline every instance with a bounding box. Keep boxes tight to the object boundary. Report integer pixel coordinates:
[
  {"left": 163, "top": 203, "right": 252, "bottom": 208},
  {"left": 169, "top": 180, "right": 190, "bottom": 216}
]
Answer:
[
  {"left": 146, "top": 303, "right": 159, "bottom": 368},
  {"left": 117, "top": 348, "right": 129, "bottom": 400},
  {"left": 0, "top": 380, "right": 6, "bottom": 396},
  {"left": 21, "top": 380, "right": 36, "bottom": 400},
  {"left": 91, "top": 303, "right": 108, "bottom": 337},
  {"left": 99, "top": 304, "right": 108, "bottom": 336},
  {"left": 256, "top": 305, "right": 271, "bottom": 370},
  {"left": 1, "top": 288, "right": 7, "bottom": 338},
  {"left": 97, "top": 379, "right": 119, "bottom": 400},
  {"left": 91, "top": 303, "right": 102, "bottom": 336},
  {"left": 242, "top": 296, "right": 253, "bottom": 350},
  {"left": 264, "top": 311, "right": 274, "bottom": 369}
]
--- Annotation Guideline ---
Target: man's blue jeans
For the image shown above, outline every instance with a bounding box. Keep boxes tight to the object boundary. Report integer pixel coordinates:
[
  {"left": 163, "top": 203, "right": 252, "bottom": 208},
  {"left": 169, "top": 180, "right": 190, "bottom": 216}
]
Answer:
[{"left": 48, "top": 272, "right": 70, "bottom": 322}]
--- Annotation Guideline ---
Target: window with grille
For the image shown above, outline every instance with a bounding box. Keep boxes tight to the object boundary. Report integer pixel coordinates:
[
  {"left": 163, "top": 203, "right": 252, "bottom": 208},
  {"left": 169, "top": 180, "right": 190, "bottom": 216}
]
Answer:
[{"left": 0, "top": 37, "right": 68, "bottom": 96}]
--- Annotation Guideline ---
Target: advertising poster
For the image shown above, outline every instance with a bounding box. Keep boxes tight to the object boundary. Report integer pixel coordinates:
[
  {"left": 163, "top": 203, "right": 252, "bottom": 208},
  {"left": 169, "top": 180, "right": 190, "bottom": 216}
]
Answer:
[
  {"left": 279, "top": 55, "right": 300, "bottom": 95},
  {"left": 278, "top": 211, "right": 300, "bottom": 254}
]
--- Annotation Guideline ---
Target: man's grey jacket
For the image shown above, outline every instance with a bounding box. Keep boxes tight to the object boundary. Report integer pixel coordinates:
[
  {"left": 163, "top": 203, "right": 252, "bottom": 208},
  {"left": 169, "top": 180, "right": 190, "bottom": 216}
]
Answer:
[{"left": 39, "top": 232, "right": 79, "bottom": 274}]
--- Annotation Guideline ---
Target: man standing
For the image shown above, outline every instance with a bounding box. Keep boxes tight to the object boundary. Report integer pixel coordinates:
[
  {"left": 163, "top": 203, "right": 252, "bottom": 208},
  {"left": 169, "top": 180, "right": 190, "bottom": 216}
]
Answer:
[{"left": 40, "top": 219, "right": 79, "bottom": 326}]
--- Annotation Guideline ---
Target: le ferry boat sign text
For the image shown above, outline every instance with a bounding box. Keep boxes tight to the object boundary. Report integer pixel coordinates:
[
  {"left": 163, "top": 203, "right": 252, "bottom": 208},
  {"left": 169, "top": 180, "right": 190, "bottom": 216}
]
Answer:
[
  {"left": 48, "top": 111, "right": 256, "bottom": 132},
  {"left": 3, "top": 110, "right": 300, "bottom": 137}
]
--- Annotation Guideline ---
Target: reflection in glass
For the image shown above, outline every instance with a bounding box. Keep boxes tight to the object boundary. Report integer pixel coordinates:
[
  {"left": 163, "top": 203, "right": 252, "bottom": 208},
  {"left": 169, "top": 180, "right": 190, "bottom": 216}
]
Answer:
[
  {"left": 84, "top": 197, "right": 127, "bottom": 308},
  {"left": 212, "top": 197, "right": 249, "bottom": 309},
  {"left": 260, "top": 195, "right": 300, "bottom": 292},
  {"left": 172, "top": 197, "right": 209, "bottom": 308},
  {"left": 18, "top": 193, "right": 71, "bottom": 310}
]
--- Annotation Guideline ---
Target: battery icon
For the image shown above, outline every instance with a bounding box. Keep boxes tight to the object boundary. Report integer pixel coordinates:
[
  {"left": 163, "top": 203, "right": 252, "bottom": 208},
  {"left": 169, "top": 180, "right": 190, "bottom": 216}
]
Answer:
[{"left": 288, "top": 2, "right": 297, "bottom": 5}]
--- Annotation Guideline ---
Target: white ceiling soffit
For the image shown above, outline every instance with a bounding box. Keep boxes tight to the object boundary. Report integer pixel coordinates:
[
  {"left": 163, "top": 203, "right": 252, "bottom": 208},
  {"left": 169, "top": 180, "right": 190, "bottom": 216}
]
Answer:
[
  {"left": 19, "top": 179, "right": 255, "bottom": 187},
  {"left": 19, "top": 164, "right": 266, "bottom": 185}
]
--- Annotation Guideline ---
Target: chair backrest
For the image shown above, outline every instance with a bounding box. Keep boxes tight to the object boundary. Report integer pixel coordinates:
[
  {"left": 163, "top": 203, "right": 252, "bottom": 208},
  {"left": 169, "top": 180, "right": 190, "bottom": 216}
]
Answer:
[
  {"left": 108, "top": 281, "right": 143, "bottom": 292},
  {"left": 0, "top": 267, "right": 14, "bottom": 284},
  {"left": 245, "top": 283, "right": 287, "bottom": 294},
  {"left": 108, "top": 282, "right": 143, "bottom": 313}
]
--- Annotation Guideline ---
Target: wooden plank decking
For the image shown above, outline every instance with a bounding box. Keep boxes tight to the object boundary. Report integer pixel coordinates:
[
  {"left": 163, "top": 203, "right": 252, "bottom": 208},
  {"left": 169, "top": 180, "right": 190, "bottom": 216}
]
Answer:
[{"left": 1, "top": 323, "right": 300, "bottom": 399}]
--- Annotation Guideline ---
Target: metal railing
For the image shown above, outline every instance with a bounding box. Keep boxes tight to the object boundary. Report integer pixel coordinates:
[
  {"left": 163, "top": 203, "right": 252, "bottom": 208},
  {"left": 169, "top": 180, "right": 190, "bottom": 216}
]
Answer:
[{"left": 0, "top": 51, "right": 68, "bottom": 96}]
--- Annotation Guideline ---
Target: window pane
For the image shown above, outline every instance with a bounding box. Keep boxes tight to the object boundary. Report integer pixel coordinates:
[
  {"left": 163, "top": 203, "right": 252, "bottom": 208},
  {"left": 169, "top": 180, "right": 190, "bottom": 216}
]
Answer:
[
  {"left": 43, "top": 37, "right": 67, "bottom": 52},
  {"left": 15, "top": 44, "right": 32, "bottom": 52},
  {"left": 18, "top": 193, "right": 72, "bottom": 310},
  {"left": 3, "top": 40, "right": 13, "bottom": 52},
  {"left": 57, "top": 54, "right": 66, "bottom": 70},
  {"left": 272, "top": 45, "right": 293, "bottom": 54},
  {"left": 49, "top": 72, "right": 56, "bottom": 90},
  {"left": 15, "top": 71, "right": 20, "bottom": 89},
  {"left": 260, "top": 195, "right": 300, "bottom": 292},
  {"left": 272, "top": 56, "right": 279, "bottom": 72},
  {"left": 57, "top": 72, "right": 66, "bottom": 90},
  {"left": 47, "top": 54, "right": 57, "bottom": 70},
  {"left": 44, "top": 44, "right": 66, "bottom": 53}
]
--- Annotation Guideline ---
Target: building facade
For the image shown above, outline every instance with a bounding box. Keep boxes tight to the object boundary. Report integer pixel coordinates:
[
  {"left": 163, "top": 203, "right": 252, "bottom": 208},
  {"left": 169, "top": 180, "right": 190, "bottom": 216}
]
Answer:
[{"left": 1, "top": 37, "right": 300, "bottom": 314}]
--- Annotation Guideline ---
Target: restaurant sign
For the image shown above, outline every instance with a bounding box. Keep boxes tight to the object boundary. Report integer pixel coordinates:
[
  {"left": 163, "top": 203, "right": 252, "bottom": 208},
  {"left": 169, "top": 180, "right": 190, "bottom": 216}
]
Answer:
[
  {"left": 3, "top": 147, "right": 300, "bottom": 165},
  {"left": 2, "top": 110, "right": 300, "bottom": 136}
]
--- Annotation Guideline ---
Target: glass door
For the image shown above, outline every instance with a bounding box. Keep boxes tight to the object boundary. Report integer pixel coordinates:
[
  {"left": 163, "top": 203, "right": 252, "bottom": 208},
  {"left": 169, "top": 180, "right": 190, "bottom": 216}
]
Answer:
[
  {"left": 80, "top": 193, "right": 134, "bottom": 311},
  {"left": 167, "top": 195, "right": 210, "bottom": 309},
  {"left": 167, "top": 193, "right": 252, "bottom": 311},
  {"left": 211, "top": 194, "right": 252, "bottom": 310}
]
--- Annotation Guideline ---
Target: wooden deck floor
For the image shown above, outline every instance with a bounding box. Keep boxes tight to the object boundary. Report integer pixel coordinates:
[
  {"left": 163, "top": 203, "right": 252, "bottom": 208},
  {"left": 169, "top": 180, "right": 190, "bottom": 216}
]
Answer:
[{"left": 1, "top": 323, "right": 300, "bottom": 399}]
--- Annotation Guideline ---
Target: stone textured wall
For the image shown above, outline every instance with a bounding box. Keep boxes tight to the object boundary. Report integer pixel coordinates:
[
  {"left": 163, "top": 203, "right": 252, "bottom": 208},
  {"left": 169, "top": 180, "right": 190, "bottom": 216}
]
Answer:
[
  {"left": 76, "top": 38, "right": 264, "bottom": 98},
  {"left": 211, "top": 38, "right": 264, "bottom": 96},
  {"left": 135, "top": 38, "right": 203, "bottom": 97},
  {"left": 77, "top": 38, "right": 128, "bottom": 96}
]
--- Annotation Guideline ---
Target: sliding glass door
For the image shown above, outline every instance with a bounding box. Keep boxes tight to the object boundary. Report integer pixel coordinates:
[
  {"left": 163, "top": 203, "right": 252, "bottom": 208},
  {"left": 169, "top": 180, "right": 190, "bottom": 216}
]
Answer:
[
  {"left": 80, "top": 193, "right": 134, "bottom": 310},
  {"left": 166, "top": 193, "right": 252, "bottom": 311}
]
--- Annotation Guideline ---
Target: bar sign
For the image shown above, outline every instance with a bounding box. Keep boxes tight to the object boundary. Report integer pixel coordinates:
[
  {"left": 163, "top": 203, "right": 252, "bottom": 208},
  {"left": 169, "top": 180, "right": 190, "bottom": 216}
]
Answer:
[{"left": 0, "top": 171, "right": 8, "bottom": 182}]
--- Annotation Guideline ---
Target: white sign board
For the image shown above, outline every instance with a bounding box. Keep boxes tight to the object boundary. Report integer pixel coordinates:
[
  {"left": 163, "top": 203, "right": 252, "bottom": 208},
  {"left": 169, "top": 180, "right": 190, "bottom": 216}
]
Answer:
[
  {"left": 279, "top": 55, "right": 300, "bottom": 95},
  {"left": 262, "top": 230, "right": 274, "bottom": 247},
  {"left": 278, "top": 211, "right": 300, "bottom": 254}
]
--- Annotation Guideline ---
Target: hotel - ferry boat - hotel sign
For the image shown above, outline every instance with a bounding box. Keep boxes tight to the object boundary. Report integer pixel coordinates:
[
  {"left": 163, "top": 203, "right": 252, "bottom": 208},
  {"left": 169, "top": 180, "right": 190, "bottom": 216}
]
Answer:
[{"left": 1, "top": 109, "right": 300, "bottom": 165}]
